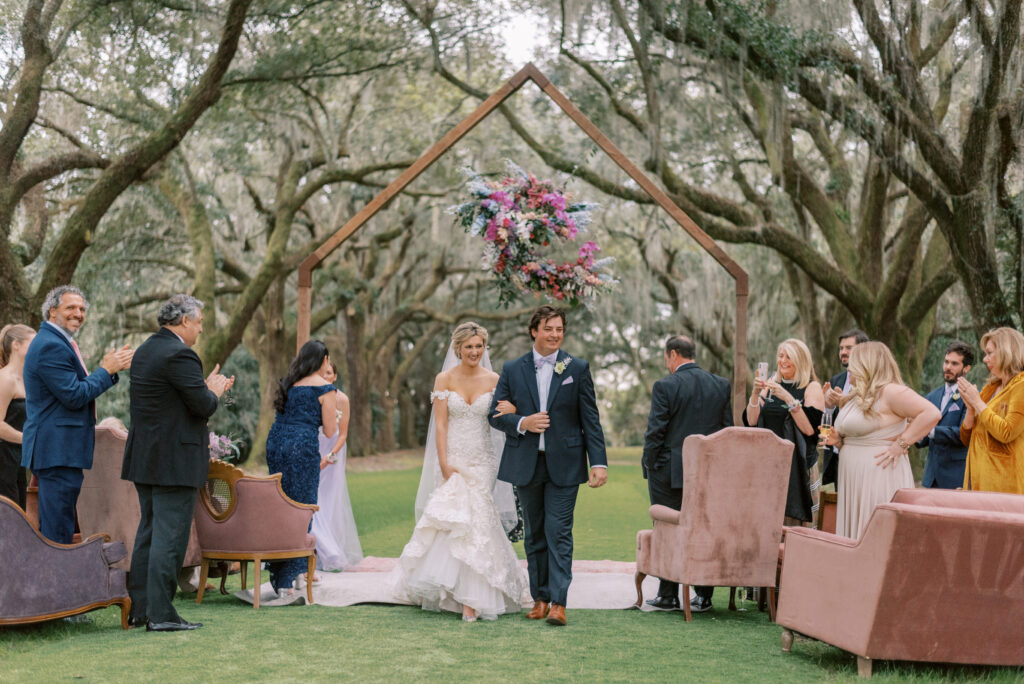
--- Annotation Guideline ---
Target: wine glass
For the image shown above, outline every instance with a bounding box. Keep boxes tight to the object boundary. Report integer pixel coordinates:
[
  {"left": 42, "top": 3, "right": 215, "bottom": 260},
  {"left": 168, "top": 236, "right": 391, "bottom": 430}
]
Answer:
[{"left": 819, "top": 411, "right": 833, "bottom": 443}]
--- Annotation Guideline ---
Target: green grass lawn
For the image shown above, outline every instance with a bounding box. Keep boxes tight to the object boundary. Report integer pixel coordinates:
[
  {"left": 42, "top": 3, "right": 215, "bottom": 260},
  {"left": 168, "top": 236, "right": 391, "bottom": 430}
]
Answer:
[{"left": 1, "top": 459, "right": 1020, "bottom": 682}]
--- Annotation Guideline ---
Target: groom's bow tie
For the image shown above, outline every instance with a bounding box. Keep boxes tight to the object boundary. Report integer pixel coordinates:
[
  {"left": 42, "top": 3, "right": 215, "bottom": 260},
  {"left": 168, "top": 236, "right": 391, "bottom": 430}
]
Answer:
[{"left": 534, "top": 353, "right": 557, "bottom": 371}]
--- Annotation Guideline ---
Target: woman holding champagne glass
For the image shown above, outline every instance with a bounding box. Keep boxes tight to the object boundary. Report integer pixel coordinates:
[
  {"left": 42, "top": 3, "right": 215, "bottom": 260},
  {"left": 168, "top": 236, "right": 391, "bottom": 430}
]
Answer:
[{"left": 744, "top": 339, "right": 824, "bottom": 526}]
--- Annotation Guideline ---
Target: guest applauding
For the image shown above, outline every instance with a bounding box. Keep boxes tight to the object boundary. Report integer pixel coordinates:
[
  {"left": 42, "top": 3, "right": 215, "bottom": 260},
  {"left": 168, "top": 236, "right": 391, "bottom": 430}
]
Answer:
[
  {"left": 822, "top": 342, "right": 939, "bottom": 540},
  {"left": 265, "top": 340, "right": 338, "bottom": 596},
  {"left": 745, "top": 339, "right": 823, "bottom": 526},
  {"left": 958, "top": 327, "right": 1024, "bottom": 493},
  {"left": 0, "top": 325, "right": 35, "bottom": 508},
  {"left": 22, "top": 285, "right": 133, "bottom": 543}
]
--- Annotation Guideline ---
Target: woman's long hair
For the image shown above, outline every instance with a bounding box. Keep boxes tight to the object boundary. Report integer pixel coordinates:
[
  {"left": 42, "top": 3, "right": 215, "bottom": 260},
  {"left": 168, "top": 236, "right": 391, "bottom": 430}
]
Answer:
[
  {"left": 0, "top": 324, "right": 34, "bottom": 369},
  {"left": 980, "top": 327, "right": 1024, "bottom": 383},
  {"left": 274, "top": 340, "right": 329, "bottom": 414},
  {"left": 847, "top": 341, "right": 904, "bottom": 417},
  {"left": 775, "top": 338, "right": 817, "bottom": 389}
]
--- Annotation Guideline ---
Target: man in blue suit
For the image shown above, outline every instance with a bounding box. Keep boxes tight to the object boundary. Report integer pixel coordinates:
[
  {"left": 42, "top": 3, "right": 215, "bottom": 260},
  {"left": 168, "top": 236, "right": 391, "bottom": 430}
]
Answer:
[
  {"left": 489, "top": 306, "right": 607, "bottom": 627},
  {"left": 21, "top": 285, "right": 133, "bottom": 543},
  {"left": 916, "top": 341, "right": 974, "bottom": 488}
]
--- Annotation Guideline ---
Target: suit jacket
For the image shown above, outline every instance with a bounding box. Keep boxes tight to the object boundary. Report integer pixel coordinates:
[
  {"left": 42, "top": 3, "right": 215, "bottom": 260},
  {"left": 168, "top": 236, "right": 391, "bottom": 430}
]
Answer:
[
  {"left": 915, "top": 385, "right": 968, "bottom": 488},
  {"left": 488, "top": 350, "right": 607, "bottom": 487},
  {"left": 21, "top": 322, "right": 117, "bottom": 471},
  {"left": 641, "top": 362, "right": 732, "bottom": 489},
  {"left": 121, "top": 328, "right": 219, "bottom": 488}
]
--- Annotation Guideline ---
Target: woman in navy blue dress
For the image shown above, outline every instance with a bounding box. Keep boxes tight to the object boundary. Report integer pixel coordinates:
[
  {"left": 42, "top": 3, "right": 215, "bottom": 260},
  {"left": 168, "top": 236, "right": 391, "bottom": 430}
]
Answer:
[{"left": 265, "top": 340, "right": 339, "bottom": 595}]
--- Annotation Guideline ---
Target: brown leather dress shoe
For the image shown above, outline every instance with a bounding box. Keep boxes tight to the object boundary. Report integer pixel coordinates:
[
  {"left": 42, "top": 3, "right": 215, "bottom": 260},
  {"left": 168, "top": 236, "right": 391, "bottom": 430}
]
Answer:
[
  {"left": 546, "top": 603, "right": 567, "bottom": 626},
  {"left": 526, "top": 601, "right": 550, "bottom": 620}
]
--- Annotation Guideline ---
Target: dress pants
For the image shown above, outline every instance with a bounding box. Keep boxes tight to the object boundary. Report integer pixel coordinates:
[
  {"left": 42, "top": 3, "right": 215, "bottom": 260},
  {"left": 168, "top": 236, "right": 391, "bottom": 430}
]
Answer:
[
  {"left": 35, "top": 465, "right": 84, "bottom": 544},
  {"left": 517, "top": 451, "right": 578, "bottom": 606},
  {"left": 129, "top": 484, "right": 198, "bottom": 624},
  {"left": 646, "top": 464, "right": 712, "bottom": 601}
]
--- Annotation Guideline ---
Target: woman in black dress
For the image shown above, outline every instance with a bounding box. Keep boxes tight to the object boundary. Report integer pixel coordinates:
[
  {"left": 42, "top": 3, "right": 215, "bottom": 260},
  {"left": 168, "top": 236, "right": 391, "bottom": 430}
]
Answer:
[
  {"left": 0, "top": 324, "right": 36, "bottom": 508},
  {"left": 264, "top": 340, "right": 339, "bottom": 596},
  {"left": 744, "top": 338, "right": 824, "bottom": 525}
]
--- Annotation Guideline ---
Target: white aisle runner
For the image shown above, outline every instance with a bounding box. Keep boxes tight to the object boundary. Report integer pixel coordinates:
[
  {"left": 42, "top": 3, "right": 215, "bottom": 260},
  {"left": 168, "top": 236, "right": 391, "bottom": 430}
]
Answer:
[{"left": 235, "top": 557, "right": 678, "bottom": 609}]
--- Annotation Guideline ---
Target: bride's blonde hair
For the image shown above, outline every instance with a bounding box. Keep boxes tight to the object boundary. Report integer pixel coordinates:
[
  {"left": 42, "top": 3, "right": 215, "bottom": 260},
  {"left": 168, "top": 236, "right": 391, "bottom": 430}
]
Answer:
[
  {"left": 847, "top": 341, "right": 904, "bottom": 416},
  {"left": 451, "top": 321, "right": 489, "bottom": 359}
]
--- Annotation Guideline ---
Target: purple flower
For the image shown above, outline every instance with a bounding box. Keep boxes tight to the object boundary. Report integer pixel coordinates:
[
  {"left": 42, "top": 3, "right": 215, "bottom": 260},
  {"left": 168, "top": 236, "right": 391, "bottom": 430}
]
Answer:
[{"left": 541, "top": 192, "right": 567, "bottom": 211}]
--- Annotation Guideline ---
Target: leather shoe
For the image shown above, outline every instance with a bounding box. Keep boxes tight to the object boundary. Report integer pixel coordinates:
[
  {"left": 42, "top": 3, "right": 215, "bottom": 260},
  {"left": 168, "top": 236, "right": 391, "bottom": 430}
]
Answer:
[
  {"left": 526, "top": 601, "right": 549, "bottom": 620},
  {"left": 690, "top": 596, "right": 713, "bottom": 613},
  {"left": 546, "top": 603, "right": 567, "bottom": 626},
  {"left": 645, "top": 596, "right": 681, "bottom": 611},
  {"left": 146, "top": 619, "right": 202, "bottom": 632}
]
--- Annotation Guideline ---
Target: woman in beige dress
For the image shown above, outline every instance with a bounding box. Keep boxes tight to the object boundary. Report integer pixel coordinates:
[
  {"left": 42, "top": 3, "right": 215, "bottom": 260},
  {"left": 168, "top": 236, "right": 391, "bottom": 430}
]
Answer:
[{"left": 822, "top": 342, "right": 940, "bottom": 540}]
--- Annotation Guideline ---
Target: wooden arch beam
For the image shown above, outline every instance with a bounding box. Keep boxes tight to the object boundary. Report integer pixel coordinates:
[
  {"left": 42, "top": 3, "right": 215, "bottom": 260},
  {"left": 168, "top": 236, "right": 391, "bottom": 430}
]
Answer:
[{"left": 297, "top": 63, "right": 749, "bottom": 419}]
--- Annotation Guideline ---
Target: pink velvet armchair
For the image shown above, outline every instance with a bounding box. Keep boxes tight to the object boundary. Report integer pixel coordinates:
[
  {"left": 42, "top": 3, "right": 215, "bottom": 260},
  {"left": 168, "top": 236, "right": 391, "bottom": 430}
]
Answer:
[
  {"left": 194, "top": 460, "right": 318, "bottom": 609},
  {"left": 634, "top": 427, "right": 793, "bottom": 621},
  {"left": 0, "top": 495, "right": 131, "bottom": 628},
  {"left": 77, "top": 425, "right": 202, "bottom": 571},
  {"left": 777, "top": 488, "right": 1024, "bottom": 677}
]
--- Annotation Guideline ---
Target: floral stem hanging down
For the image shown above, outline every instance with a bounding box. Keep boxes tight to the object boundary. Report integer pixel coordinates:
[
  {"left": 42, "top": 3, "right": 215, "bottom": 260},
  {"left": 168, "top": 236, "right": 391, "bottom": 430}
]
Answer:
[{"left": 451, "top": 161, "right": 616, "bottom": 308}]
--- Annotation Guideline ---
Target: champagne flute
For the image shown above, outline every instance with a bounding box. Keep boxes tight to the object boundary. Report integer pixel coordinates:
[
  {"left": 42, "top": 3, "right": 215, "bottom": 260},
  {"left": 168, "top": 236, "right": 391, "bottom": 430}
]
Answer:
[
  {"left": 757, "top": 362, "right": 771, "bottom": 400},
  {"left": 819, "top": 411, "right": 833, "bottom": 442}
]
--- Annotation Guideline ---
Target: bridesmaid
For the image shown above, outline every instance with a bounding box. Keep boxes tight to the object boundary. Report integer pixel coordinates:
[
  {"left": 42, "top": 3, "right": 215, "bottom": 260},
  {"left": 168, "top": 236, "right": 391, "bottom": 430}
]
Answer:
[
  {"left": 0, "top": 324, "right": 35, "bottom": 508},
  {"left": 264, "top": 340, "right": 338, "bottom": 596}
]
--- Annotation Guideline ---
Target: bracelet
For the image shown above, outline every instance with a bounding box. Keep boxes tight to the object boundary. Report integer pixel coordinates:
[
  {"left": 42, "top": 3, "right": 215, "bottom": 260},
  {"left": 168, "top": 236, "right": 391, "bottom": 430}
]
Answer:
[
  {"left": 895, "top": 437, "right": 910, "bottom": 454},
  {"left": 786, "top": 398, "right": 802, "bottom": 411},
  {"left": 748, "top": 400, "right": 760, "bottom": 409}
]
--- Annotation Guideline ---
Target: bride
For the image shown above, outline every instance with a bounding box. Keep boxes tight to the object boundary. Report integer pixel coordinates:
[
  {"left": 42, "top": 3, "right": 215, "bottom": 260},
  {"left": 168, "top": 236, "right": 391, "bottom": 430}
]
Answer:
[{"left": 393, "top": 322, "right": 528, "bottom": 621}]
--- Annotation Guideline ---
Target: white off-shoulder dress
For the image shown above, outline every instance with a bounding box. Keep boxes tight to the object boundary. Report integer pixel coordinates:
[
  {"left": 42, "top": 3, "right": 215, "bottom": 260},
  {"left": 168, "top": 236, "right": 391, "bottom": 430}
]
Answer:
[{"left": 392, "top": 390, "right": 528, "bottom": 619}]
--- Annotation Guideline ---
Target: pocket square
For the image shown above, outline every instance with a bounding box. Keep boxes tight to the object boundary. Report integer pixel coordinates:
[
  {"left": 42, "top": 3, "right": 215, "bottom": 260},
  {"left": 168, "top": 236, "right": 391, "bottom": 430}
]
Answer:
[
  {"left": 947, "top": 404, "right": 960, "bottom": 412},
  {"left": 561, "top": 376, "right": 574, "bottom": 386}
]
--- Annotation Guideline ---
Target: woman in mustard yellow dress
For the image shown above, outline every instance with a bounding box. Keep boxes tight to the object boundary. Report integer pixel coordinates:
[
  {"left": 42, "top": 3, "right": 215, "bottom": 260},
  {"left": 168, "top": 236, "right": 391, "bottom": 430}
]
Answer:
[{"left": 958, "top": 327, "right": 1024, "bottom": 493}]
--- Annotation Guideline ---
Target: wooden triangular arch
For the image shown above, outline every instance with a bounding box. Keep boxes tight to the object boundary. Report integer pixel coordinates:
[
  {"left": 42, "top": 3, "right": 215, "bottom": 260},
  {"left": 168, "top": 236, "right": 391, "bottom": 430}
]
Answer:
[{"left": 297, "top": 63, "right": 749, "bottom": 418}]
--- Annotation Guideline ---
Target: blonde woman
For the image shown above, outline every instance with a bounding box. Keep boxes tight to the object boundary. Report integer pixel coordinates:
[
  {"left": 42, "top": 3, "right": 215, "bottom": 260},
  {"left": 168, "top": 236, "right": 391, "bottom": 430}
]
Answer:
[
  {"left": 745, "top": 338, "right": 824, "bottom": 525},
  {"left": 958, "top": 327, "right": 1024, "bottom": 493},
  {"left": 394, "top": 322, "right": 527, "bottom": 622},
  {"left": 823, "top": 342, "right": 939, "bottom": 539},
  {"left": 0, "top": 325, "right": 35, "bottom": 508}
]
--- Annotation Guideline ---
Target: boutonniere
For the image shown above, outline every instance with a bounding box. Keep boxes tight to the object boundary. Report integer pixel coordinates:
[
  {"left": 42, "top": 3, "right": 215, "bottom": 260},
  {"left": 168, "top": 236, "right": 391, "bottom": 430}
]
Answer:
[
  {"left": 951, "top": 391, "right": 960, "bottom": 402},
  {"left": 554, "top": 356, "right": 572, "bottom": 375}
]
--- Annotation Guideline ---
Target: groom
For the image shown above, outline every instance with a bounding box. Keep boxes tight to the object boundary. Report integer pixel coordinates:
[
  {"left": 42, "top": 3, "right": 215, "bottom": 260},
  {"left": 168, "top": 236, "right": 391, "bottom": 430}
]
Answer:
[{"left": 489, "top": 305, "right": 607, "bottom": 626}]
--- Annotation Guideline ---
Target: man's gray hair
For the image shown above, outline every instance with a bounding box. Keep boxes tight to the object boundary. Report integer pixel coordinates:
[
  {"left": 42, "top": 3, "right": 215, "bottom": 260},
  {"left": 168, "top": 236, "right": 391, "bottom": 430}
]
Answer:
[
  {"left": 41, "top": 285, "right": 88, "bottom": 321},
  {"left": 157, "top": 294, "right": 204, "bottom": 327}
]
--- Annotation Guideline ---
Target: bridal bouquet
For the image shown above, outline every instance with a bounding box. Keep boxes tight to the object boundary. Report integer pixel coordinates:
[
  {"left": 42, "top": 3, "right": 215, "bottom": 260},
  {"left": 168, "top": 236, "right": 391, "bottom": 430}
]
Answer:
[
  {"left": 208, "top": 431, "right": 242, "bottom": 462},
  {"left": 451, "top": 161, "right": 616, "bottom": 307}
]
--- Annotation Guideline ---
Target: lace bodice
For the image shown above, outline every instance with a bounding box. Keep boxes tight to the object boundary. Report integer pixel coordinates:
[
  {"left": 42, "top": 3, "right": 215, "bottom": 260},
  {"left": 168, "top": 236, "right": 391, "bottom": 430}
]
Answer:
[{"left": 430, "top": 390, "right": 497, "bottom": 479}]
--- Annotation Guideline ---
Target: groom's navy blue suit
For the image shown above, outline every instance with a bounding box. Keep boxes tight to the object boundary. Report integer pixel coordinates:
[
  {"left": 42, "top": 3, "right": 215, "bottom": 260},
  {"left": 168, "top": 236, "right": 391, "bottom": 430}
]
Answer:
[{"left": 489, "top": 349, "right": 606, "bottom": 606}]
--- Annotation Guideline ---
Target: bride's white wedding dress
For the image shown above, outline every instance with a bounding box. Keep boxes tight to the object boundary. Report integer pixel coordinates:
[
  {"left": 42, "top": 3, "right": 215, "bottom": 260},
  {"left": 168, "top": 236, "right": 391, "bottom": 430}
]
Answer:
[{"left": 392, "top": 390, "right": 528, "bottom": 619}]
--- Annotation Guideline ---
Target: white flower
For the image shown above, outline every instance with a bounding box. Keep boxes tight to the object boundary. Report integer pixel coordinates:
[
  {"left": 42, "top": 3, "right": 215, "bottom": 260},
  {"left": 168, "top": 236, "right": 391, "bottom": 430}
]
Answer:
[{"left": 554, "top": 356, "right": 572, "bottom": 374}]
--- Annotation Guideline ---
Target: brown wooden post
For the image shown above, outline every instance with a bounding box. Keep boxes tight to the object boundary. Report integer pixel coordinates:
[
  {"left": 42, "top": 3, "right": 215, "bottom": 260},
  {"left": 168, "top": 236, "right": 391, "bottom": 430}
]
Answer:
[{"left": 295, "top": 63, "right": 749, "bottom": 419}]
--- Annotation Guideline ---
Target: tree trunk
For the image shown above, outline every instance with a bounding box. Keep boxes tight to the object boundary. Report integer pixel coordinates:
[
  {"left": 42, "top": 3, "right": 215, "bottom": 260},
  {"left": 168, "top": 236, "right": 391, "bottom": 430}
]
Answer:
[
  {"left": 246, "top": 278, "right": 288, "bottom": 467},
  {"left": 345, "top": 310, "right": 373, "bottom": 458}
]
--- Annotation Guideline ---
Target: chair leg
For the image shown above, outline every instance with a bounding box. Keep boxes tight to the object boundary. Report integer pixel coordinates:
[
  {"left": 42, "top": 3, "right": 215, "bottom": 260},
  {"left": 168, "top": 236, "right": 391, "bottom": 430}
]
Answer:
[
  {"left": 196, "top": 560, "right": 210, "bottom": 605},
  {"left": 767, "top": 586, "right": 777, "bottom": 622},
  {"left": 857, "top": 656, "right": 872, "bottom": 678},
  {"left": 306, "top": 554, "right": 316, "bottom": 605},
  {"left": 781, "top": 629, "right": 794, "bottom": 653},
  {"left": 119, "top": 598, "right": 131, "bottom": 630},
  {"left": 253, "top": 557, "right": 261, "bottom": 609},
  {"left": 728, "top": 587, "right": 737, "bottom": 611},
  {"left": 240, "top": 560, "right": 248, "bottom": 590},
  {"left": 633, "top": 571, "right": 646, "bottom": 609},
  {"left": 682, "top": 584, "right": 692, "bottom": 622}
]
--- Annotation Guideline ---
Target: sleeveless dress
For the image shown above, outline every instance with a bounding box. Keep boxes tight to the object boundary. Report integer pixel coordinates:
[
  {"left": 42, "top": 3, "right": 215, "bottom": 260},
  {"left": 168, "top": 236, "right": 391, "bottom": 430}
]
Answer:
[
  {"left": 312, "top": 424, "right": 363, "bottom": 570},
  {"left": 393, "top": 390, "right": 528, "bottom": 619},
  {"left": 0, "top": 398, "right": 27, "bottom": 508},
  {"left": 835, "top": 399, "right": 913, "bottom": 540},
  {"left": 744, "top": 381, "right": 821, "bottom": 522},
  {"left": 265, "top": 384, "right": 336, "bottom": 590}
]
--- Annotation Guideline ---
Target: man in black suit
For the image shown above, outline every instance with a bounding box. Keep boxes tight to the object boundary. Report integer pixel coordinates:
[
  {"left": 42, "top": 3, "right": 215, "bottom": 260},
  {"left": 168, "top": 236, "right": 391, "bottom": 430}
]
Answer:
[
  {"left": 121, "top": 295, "right": 233, "bottom": 632},
  {"left": 821, "top": 329, "right": 869, "bottom": 486},
  {"left": 641, "top": 335, "right": 732, "bottom": 613}
]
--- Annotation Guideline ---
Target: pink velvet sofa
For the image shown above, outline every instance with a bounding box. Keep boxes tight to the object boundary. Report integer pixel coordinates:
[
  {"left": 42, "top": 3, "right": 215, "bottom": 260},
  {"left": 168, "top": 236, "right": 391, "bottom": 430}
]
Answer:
[
  {"left": 777, "top": 488, "right": 1024, "bottom": 677},
  {"left": 634, "top": 427, "right": 794, "bottom": 620}
]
